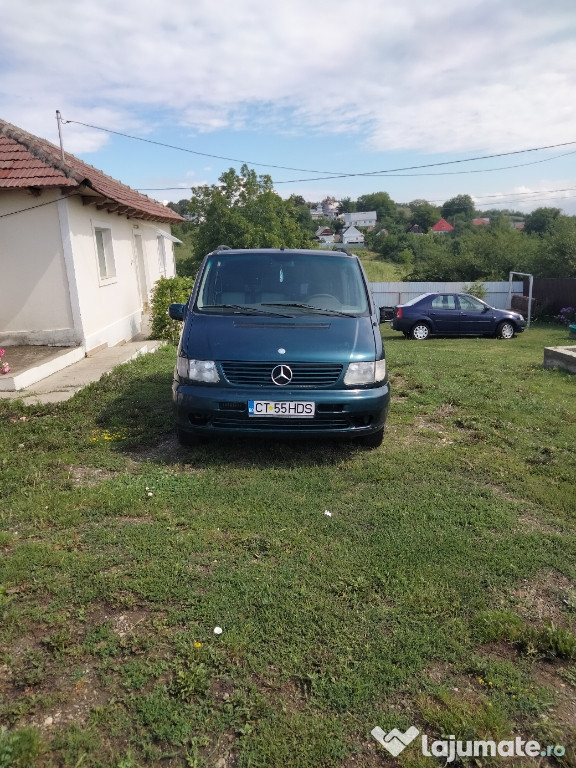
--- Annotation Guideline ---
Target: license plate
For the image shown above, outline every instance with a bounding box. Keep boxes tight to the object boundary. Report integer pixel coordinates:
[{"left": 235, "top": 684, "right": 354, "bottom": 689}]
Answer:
[{"left": 248, "top": 400, "right": 315, "bottom": 417}]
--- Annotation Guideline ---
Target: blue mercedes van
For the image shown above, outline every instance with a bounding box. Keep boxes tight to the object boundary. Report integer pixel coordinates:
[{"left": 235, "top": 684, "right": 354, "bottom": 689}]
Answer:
[{"left": 169, "top": 247, "right": 390, "bottom": 447}]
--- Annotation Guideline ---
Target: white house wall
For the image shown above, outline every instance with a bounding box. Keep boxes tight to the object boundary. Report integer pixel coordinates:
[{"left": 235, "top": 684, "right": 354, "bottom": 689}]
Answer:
[
  {"left": 0, "top": 189, "right": 77, "bottom": 345},
  {"left": 65, "top": 197, "right": 176, "bottom": 352}
]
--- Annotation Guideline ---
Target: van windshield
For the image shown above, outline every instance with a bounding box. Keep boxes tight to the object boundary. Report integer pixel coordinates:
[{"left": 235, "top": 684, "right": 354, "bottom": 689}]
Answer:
[{"left": 195, "top": 252, "right": 369, "bottom": 316}]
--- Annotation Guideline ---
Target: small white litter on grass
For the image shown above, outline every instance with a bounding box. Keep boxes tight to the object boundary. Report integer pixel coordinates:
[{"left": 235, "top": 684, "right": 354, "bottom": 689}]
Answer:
[
  {"left": 324, "top": 510, "right": 332, "bottom": 517},
  {"left": 213, "top": 626, "right": 223, "bottom": 635}
]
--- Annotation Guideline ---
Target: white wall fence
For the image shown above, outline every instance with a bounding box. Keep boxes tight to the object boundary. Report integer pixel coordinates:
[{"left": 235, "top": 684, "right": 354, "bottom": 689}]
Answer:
[{"left": 369, "top": 281, "right": 523, "bottom": 310}]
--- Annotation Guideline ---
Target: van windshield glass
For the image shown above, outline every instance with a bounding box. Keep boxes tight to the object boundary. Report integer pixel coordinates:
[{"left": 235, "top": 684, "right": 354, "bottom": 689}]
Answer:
[{"left": 196, "top": 252, "right": 369, "bottom": 316}]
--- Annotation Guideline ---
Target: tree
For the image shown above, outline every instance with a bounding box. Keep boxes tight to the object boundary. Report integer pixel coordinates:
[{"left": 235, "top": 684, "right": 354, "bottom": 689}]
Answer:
[
  {"left": 441, "top": 194, "right": 475, "bottom": 222},
  {"left": 373, "top": 232, "right": 411, "bottom": 263},
  {"left": 288, "top": 194, "right": 307, "bottom": 208},
  {"left": 356, "top": 191, "right": 397, "bottom": 222},
  {"left": 188, "top": 165, "right": 312, "bottom": 255},
  {"left": 408, "top": 199, "right": 441, "bottom": 232},
  {"left": 456, "top": 226, "right": 538, "bottom": 279},
  {"left": 407, "top": 235, "right": 455, "bottom": 280},
  {"left": 524, "top": 207, "right": 562, "bottom": 235},
  {"left": 287, "top": 195, "right": 316, "bottom": 235},
  {"left": 338, "top": 197, "right": 356, "bottom": 215},
  {"left": 528, "top": 216, "right": 576, "bottom": 276}
]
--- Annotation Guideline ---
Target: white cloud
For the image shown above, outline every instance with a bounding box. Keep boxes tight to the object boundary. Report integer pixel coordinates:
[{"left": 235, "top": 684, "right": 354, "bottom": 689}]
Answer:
[{"left": 1, "top": 0, "right": 575, "bottom": 158}]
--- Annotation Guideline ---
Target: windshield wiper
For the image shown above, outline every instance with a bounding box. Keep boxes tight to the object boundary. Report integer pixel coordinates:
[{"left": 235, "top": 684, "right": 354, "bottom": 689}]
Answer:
[
  {"left": 201, "top": 304, "right": 293, "bottom": 317},
  {"left": 261, "top": 302, "right": 355, "bottom": 317}
]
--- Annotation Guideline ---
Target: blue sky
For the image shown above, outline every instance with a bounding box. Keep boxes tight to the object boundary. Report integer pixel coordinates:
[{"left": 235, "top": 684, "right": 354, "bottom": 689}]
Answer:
[{"left": 2, "top": 0, "right": 576, "bottom": 213}]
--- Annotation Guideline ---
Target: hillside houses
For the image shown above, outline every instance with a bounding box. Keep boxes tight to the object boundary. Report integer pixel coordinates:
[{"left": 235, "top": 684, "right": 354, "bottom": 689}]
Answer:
[
  {"left": 315, "top": 226, "right": 335, "bottom": 244},
  {"left": 310, "top": 196, "right": 340, "bottom": 220},
  {"left": 341, "top": 211, "right": 377, "bottom": 228},
  {"left": 341, "top": 225, "right": 365, "bottom": 245}
]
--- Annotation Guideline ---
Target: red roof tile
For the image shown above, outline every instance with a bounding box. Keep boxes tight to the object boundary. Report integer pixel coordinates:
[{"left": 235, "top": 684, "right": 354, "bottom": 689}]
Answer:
[
  {"left": 0, "top": 119, "right": 183, "bottom": 223},
  {"left": 431, "top": 218, "right": 454, "bottom": 232}
]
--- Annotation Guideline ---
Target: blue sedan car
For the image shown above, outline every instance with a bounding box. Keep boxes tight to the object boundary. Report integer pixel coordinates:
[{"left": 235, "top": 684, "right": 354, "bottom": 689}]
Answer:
[{"left": 389, "top": 293, "right": 526, "bottom": 340}]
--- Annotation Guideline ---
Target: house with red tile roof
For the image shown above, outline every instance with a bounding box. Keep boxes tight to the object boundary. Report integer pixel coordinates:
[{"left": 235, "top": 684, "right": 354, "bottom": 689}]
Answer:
[
  {"left": 0, "top": 118, "right": 183, "bottom": 351},
  {"left": 430, "top": 218, "right": 455, "bottom": 233}
]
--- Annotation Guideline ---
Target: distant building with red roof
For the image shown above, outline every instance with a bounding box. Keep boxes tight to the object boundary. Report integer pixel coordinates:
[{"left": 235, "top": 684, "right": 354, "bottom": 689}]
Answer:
[{"left": 431, "top": 218, "right": 454, "bottom": 233}]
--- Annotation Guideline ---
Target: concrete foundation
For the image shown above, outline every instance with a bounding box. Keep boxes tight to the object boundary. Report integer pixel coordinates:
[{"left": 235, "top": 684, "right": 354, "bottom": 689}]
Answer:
[{"left": 543, "top": 345, "right": 576, "bottom": 374}]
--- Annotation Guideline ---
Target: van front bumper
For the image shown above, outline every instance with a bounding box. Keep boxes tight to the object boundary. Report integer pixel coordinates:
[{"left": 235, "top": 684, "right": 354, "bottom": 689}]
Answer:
[{"left": 173, "top": 381, "right": 390, "bottom": 439}]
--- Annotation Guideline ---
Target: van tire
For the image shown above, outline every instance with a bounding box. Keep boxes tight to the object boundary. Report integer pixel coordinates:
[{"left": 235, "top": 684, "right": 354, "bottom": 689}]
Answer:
[{"left": 359, "top": 427, "right": 384, "bottom": 448}]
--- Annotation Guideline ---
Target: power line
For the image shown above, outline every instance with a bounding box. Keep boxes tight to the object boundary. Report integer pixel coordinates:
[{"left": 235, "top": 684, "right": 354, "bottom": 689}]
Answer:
[
  {"left": 422, "top": 186, "right": 576, "bottom": 205},
  {"left": 476, "top": 193, "right": 576, "bottom": 208},
  {"left": 62, "top": 119, "right": 340, "bottom": 174},
  {"left": 473, "top": 186, "right": 576, "bottom": 202},
  {"left": 63, "top": 117, "right": 576, "bottom": 182},
  {"left": 135, "top": 150, "right": 576, "bottom": 190}
]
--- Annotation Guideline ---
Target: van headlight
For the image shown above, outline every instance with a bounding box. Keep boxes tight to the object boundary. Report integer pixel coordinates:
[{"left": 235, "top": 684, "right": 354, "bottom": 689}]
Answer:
[
  {"left": 344, "top": 359, "right": 386, "bottom": 386},
  {"left": 177, "top": 358, "right": 220, "bottom": 383}
]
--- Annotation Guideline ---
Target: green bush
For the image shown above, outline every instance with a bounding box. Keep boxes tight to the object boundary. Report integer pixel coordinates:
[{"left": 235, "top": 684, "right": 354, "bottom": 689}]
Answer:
[
  {"left": 150, "top": 276, "right": 194, "bottom": 343},
  {"left": 462, "top": 281, "right": 488, "bottom": 301}
]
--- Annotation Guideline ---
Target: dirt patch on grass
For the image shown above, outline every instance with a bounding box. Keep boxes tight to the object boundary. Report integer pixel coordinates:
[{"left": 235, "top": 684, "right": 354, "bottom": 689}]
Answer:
[
  {"left": 109, "top": 610, "right": 149, "bottom": 637},
  {"left": 394, "top": 414, "right": 456, "bottom": 447},
  {"left": 516, "top": 511, "right": 565, "bottom": 536},
  {"left": 31, "top": 664, "right": 110, "bottom": 731},
  {"left": 531, "top": 661, "right": 576, "bottom": 731},
  {"left": 509, "top": 570, "right": 575, "bottom": 630},
  {"left": 67, "top": 465, "right": 121, "bottom": 487}
]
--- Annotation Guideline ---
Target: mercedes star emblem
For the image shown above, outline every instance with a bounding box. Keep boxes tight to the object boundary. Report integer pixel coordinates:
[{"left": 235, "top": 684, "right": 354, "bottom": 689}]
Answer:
[{"left": 271, "top": 364, "right": 292, "bottom": 386}]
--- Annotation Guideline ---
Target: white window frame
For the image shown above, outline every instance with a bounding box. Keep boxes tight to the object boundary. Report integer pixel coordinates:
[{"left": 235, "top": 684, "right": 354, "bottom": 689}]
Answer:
[
  {"left": 93, "top": 222, "right": 117, "bottom": 284},
  {"left": 157, "top": 235, "right": 167, "bottom": 276}
]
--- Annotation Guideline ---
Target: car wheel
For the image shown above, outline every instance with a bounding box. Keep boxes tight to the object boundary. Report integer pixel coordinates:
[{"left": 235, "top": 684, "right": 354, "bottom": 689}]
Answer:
[
  {"left": 409, "top": 322, "right": 430, "bottom": 340},
  {"left": 496, "top": 321, "right": 515, "bottom": 339}
]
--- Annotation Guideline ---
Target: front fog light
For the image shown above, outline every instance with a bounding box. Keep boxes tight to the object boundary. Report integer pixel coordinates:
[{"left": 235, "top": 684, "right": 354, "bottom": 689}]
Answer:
[{"left": 177, "top": 357, "right": 220, "bottom": 383}]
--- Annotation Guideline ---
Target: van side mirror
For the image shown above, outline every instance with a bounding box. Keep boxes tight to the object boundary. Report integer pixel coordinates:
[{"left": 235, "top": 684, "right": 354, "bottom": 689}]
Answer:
[{"left": 168, "top": 303, "right": 186, "bottom": 321}]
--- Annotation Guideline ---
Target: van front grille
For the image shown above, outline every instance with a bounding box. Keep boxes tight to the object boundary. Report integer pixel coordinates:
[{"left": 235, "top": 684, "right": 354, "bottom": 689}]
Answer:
[{"left": 220, "top": 361, "right": 343, "bottom": 388}]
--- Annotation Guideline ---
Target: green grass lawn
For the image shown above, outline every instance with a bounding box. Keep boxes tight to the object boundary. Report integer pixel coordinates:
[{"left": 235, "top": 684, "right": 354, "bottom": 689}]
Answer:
[
  {"left": 358, "top": 252, "right": 407, "bottom": 283},
  {"left": 1, "top": 324, "right": 575, "bottom": 767}
]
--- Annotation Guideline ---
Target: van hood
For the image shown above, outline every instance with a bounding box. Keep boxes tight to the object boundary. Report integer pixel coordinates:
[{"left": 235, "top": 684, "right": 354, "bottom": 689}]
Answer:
[{"left": 181, "top": 314, "right": 380, "bottom": 363}]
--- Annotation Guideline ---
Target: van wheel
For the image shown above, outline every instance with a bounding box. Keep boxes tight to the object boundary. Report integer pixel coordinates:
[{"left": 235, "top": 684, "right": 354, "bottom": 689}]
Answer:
[
  {"left": 409, "top": 322, "right": 430, "bottom": 340},
  {"left": 176, "top": 428, "right": 203, "bottom": 447},
  {"left": 359, "top": 428, "right": 384, "bottom": 448}
]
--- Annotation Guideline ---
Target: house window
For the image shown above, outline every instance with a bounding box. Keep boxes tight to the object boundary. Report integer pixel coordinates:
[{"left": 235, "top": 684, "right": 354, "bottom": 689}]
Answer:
[
  {"left": 94, "top": 227, "right": 116, "bottom": 280},
  {"left": 157, "top": 235, "right": 167, "bottom": 276}
]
